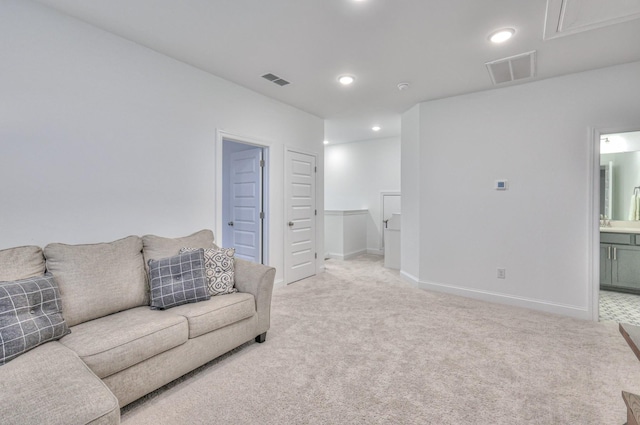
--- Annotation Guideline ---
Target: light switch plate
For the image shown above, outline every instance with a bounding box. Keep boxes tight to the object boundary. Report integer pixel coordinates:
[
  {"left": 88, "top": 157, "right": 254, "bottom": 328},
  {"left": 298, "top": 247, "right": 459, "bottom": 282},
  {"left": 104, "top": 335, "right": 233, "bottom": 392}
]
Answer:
[{"left": 495, "top": 180, "right": 508, "bottom": 190}]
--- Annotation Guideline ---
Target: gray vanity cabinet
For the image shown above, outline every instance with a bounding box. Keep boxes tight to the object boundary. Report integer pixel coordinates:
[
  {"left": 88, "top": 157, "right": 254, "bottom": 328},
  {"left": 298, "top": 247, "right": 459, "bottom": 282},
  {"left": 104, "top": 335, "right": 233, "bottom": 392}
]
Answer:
[
  {"left": 600, "top": 244, "right": 612, "bottom": 286},
  {"left": 601, "top": 232, "right": 640, "bottom": 294}
]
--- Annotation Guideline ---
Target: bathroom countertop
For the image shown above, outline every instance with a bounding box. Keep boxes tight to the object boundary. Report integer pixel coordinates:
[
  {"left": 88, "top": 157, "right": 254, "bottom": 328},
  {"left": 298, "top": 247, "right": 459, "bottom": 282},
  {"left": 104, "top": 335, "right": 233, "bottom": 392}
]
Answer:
[{"left": 600, "top": 227, "right": 640, "bottom": 234}]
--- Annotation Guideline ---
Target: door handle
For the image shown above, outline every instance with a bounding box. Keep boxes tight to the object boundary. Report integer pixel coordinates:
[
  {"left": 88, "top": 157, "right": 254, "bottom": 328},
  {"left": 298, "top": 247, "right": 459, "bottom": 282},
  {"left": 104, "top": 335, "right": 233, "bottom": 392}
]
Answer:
[
  {"left": 383, "top": 219, "right": 389, "bottom": 229},
  {"left": 288, "top": 221, "right": 294, "bottom": 227},
  {"left": 228, "top": 221, "right": 234, "bottom": 226}
]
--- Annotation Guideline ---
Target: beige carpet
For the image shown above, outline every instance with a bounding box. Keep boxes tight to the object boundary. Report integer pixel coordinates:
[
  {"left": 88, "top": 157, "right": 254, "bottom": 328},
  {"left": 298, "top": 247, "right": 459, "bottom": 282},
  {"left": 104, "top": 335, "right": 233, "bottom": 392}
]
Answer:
[{"left": 121, "top": 255, "right": 640, "bottom": 424}]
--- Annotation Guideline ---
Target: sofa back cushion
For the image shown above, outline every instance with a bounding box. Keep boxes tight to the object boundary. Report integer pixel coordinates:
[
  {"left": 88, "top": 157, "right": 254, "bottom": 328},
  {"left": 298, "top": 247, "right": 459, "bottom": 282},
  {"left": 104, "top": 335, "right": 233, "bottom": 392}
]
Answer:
[
  {"left": 0, "top": 246, "right": 46, "bottom": 281},
  {"left": 142, "top": 229, "right": 215, "bottom": 269},
  {"left": 44, "top": 236, "right": 147, "bottom": 327}
]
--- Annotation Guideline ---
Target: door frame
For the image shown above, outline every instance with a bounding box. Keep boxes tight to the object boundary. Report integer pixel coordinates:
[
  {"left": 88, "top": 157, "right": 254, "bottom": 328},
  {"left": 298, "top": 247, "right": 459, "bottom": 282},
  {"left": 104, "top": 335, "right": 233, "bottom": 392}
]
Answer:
[
  {"left": 590, "top": 125, "right": 640, "bottom": 322},
  {"left": 216, "top": 130, "right": 270, "bottom": 265},
  {"left": 284, "top": 146, "right": 319, "bottom": 285}
]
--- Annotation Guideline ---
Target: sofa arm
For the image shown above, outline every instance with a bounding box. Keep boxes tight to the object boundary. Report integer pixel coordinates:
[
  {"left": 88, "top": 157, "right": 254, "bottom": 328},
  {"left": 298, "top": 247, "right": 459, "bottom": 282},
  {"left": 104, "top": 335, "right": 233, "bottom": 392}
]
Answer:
[{"left": 233, "top": 259, "right": 276, "bottom": 336}]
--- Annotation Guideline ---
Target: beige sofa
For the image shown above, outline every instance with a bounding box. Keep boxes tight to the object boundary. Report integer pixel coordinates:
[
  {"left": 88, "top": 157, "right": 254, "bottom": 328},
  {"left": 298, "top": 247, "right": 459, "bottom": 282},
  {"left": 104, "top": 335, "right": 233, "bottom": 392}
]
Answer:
[{"left": 0, "top": 230, "right": 275, "bottom": 425}]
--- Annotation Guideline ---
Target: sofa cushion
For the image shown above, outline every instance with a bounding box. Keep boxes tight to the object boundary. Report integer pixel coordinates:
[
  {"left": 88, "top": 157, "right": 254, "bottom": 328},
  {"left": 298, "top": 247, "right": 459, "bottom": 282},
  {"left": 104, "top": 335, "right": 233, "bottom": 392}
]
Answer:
[
  {"left": 0, "top": 274, "right": 70, "bottom": 365},
  {"left": 142, "top": 229, "right": 214, "bottom": 271},
  {"left": 148, "top": 249, "right": 210, "bottom": 310},
  {"left": 0, "top": 245, "right": 45, "bottom": 281},
  {"left": 180, "top": 246, "right": 237, "bottom": 296},
  {"left": 163, "top": 292, "right": 255, "bottom": 338},
  {"left": 44, "top": 235, "right": 147, "bottom": 327},
  {"left": 60, "top": 306, "right": 188, "bottom": 379},
  {"left": 0, "top": 341, "right": 119, "bottom": 425}
]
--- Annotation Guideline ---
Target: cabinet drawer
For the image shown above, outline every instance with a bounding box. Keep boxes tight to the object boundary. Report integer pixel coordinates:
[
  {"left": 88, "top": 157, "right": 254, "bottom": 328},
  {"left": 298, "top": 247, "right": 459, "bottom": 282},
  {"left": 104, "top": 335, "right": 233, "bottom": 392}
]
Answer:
[
  {"left": 601, "top": 233, "right": 633, "bottom": 245},
  {"left": 635, "top": 234, "right": 640, "bottom": 245}
]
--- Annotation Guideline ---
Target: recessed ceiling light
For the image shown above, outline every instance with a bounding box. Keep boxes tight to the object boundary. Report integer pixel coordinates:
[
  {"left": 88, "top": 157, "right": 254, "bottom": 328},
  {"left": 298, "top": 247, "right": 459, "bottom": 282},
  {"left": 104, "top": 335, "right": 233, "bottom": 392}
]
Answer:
[
  {"left": 323, "top": 140, "right": 329, "bottom": 145},
  {"left": 489, "top": 28, "right": 515, "bottom": 43},
  {"left": 372, "top": 126, "right": 381, "bottom": 132},
  {"left": 338, "top": 75, "right": 355, "bottom": 85}
]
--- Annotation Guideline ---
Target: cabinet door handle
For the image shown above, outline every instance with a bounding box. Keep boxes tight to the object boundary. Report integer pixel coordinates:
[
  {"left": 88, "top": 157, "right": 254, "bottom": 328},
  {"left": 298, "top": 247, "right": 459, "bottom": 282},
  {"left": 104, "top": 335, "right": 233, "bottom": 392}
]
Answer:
[
  {"left": 608, "top": 246, "right": 611, "bottom": 260},
  {"left": 614, "top": 247, "right": 617, "bottom": 261}
]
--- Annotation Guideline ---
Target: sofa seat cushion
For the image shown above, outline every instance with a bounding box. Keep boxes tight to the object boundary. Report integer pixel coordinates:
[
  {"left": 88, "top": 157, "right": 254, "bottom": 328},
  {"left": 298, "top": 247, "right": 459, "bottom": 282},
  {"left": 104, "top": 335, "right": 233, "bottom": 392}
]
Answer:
[
  {"left": 60, "top": 307, "right": 188, "bottom": 378},
  {"left": 0, "top": 341, "right": 119, "bottom": 425},
  {"left": 163, "top": 292, "right": 256, "bottom": 338}
]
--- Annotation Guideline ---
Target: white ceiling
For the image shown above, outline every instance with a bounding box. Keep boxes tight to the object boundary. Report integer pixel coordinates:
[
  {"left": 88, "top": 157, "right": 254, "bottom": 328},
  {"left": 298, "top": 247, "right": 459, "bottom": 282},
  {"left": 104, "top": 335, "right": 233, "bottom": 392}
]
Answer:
[{"left": 34, "top": 0, "right": 640, "bottom": 144}]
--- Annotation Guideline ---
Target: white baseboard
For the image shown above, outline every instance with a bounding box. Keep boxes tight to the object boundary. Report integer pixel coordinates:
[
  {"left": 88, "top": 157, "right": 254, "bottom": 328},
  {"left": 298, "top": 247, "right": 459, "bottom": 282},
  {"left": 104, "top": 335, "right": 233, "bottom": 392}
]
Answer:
[
  {"left": 403, "top": 273, "right": 590, "bottom": 320},
  {"left": 273, "top": 278, "right": 285, "bottom": 289},
  {"left": 274, "top": 268, "right": 325, "bottom": 290},
  {"left": 325, "top": 249, "right": 367, "bottom": 260},
  {"left": 367, "top": 249, "right": 384, "bottom": 256},
  {"left": 400, "top": 270, "right": 420, "bottom": 288}
]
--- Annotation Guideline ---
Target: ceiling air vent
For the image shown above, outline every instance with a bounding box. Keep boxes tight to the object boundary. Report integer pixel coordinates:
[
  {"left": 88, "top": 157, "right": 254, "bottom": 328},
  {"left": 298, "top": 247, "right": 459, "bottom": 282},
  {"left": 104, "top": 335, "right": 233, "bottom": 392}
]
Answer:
[
  {"left": 485, "top": 50, "right": 537, "bottom": 85},
  {"left": 261, "top": 73, "right": 290, "bottom": 86}
]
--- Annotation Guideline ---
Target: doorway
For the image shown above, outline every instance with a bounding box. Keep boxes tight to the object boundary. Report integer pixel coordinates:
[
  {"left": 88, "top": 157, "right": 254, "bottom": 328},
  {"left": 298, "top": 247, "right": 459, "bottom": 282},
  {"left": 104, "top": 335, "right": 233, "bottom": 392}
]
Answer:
[
  {"left": 380, "top": 192, "right": 401, "bottom": 251},
  {"left": 221, "top": 138, "right": 269, "bottom": 264},
  {"left": 596, "top": 129, "right": 640, "bottom": 326}
]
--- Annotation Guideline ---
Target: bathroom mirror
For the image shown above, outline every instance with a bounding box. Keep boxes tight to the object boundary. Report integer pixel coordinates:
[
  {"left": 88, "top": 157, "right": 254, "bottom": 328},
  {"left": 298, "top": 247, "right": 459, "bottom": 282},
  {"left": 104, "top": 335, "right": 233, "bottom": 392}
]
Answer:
[{"left": 600, "top": 131, "right": 640, "bottom": 221}]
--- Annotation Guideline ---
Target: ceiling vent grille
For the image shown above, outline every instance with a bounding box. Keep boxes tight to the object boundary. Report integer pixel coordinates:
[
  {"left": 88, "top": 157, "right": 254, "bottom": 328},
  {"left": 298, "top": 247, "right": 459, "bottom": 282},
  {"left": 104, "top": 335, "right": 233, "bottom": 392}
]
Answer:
[
  {"left": 485, "top": 50, "right": 537, "bottom": 85},
  {"left": 261, "top": 73, "right": 290, "bottom": 86}
]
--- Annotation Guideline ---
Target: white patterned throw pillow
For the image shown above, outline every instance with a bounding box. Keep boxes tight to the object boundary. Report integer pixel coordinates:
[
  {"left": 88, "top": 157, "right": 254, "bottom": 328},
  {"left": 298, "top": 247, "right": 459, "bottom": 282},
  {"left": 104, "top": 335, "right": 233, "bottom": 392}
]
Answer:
[{"left": 180, "top": 247, "right": 237, "bottom": 296}]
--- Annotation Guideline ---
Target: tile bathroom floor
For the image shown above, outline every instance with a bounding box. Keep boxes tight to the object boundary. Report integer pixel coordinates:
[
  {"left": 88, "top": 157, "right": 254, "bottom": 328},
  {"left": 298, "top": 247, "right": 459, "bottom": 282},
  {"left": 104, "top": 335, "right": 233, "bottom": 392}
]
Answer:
[{"left": 600, "top": 290, "right": 640, "bottom": 326}]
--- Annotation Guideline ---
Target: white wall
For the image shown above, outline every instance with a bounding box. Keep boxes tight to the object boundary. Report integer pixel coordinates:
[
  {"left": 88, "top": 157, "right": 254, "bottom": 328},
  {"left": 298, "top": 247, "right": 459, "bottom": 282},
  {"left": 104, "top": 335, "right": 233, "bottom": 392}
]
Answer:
[
  {"left": 324, "top": 137, "right": 400, "bottom": 254},
  {"left": 402, "top": 60, "right": 640, "bottom": 319},
  {"left": 324, "top": 210, "right": 368, "bottom": 259},
  {"left": 0, "top": 0, "right": 324, "bottom": 284},
  {"left": 400, "top": 105, "right": 421, "bottom": 281}
]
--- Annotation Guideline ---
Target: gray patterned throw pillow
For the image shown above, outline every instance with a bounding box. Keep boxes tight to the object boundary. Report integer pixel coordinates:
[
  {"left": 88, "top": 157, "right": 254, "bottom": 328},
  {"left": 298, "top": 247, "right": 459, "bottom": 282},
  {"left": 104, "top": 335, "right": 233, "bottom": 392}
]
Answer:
[
  {"left": 180, "top": 247, "right": 237, "bottom": 296},
  {"left": 148, "top": 249, "right": 210, "bottom": 310},
  {"left": 0, "top": 273, "right": 71, "bottom": 365}
]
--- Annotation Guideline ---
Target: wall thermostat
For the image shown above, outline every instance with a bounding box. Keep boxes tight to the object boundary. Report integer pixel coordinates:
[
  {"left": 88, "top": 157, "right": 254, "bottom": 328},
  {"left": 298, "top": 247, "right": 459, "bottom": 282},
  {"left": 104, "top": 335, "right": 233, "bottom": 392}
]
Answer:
[{"left": 495, "top": 180, "right": 508, "bottom": 190}]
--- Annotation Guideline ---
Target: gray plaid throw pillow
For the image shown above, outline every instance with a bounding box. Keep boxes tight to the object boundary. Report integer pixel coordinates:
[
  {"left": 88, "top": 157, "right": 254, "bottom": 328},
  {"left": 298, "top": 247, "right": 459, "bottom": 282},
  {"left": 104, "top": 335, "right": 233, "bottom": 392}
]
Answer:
[
  {"left": 0, "top": 273, "right": 71, "bottom": 365},
  {"left": 180, "top": 247, "right": 236, "bottom": 296},
  {"left": 148, "top": 249, "right": 210, "bottom": 310}
]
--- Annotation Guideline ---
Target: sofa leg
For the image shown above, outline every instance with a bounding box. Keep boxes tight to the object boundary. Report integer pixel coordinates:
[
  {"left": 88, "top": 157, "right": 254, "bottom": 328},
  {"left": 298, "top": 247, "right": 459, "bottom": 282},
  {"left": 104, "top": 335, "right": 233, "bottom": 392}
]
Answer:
[{"left": 255, "top": 332, "right": 267, "bottom": 343}]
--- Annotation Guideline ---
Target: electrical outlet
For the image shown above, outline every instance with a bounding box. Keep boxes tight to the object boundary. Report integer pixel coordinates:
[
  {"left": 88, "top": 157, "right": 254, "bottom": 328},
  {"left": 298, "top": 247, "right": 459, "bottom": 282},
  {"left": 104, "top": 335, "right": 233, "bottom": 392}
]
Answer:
[{"left": 497, "top": 268, "right": 506, "bottom": 279}]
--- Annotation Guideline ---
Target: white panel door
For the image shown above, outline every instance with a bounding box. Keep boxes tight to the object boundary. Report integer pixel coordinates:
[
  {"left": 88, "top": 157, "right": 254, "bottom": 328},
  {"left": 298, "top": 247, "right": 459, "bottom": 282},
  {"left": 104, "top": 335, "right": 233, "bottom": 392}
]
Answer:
[
  {"left": 381, "top": 193, "right": 401, "bottom": 249},
  {"left": 285, "top": 150, "right": 316, "bottom": 284},
  {"left": 229, "top": 148, "right": 263, "bottom": 263}
]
